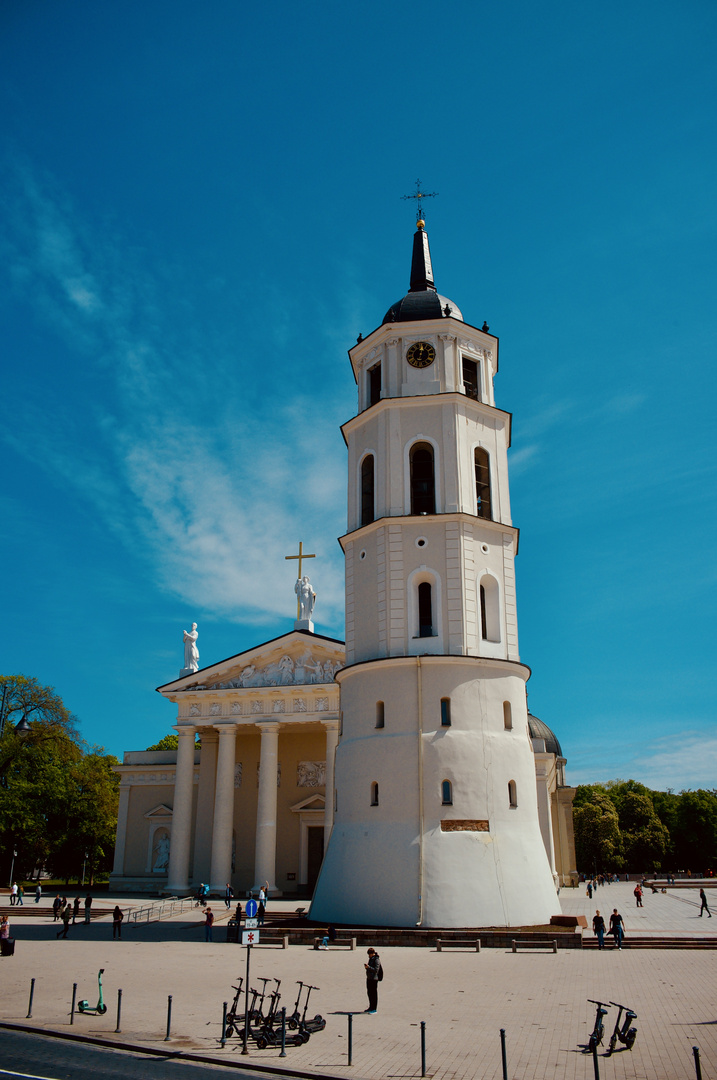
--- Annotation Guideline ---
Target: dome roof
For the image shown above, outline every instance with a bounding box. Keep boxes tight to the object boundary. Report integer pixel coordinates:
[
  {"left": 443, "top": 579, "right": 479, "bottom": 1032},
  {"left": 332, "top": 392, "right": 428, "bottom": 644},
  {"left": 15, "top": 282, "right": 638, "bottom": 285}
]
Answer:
[
  {"left": 528, "top": 714, "right": 563, "bottom": 757},
  {"left": 382, "top": 224, "right": 463, "bottom": 325}
]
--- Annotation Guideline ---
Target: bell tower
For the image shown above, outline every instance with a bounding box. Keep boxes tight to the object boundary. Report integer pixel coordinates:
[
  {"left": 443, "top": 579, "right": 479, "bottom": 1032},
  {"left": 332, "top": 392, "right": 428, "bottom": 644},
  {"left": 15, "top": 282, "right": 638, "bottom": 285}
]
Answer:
[{"left": 310, "top": 220, "right": 558, "bottom": 928}]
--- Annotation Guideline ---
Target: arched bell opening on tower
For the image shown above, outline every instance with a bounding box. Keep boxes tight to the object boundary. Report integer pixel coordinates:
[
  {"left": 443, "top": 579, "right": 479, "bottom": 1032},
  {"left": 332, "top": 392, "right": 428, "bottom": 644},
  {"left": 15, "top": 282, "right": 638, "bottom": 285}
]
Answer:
[
  {"left": 360, "top": 454, "right": 375, "bottom": 527},
  {"left": 418, "top": 581, "right": 433, "bottom": 638},
  {"left": 474, "top": 448, "right": 492, "bottom": 520},
  {"left": 410, "top": 442, "right": 436, "bottom": 515}
]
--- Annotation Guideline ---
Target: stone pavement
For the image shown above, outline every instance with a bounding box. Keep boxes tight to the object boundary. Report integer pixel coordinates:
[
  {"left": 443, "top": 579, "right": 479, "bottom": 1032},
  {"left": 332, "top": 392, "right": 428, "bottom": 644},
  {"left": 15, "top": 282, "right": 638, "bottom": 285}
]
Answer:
[{"left": 0, "top": 883, "right": 715, "bottom": 1080}]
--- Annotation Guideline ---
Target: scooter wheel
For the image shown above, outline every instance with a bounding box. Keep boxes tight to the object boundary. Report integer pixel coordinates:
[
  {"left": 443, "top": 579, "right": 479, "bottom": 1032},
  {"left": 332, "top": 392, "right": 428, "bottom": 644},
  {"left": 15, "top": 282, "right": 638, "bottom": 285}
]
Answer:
[
  {"left": 301, "top": 1031, "right": 311, "bottom": 1043},
  {"left": 626, "top": 1028, "right": 637, "bottom": 1050},
  {"left": 288, "top": 1018, "right": 298, "bottom": 1030},
  {"left": 225, "top": 1022, "right": 234, "bottom": 1038},
  {"left": 608, "top": 1036, "right": 616, "bottom": 1054},
  {"left": 98, "top": 1004, "right": 107, "bottom": 1014},
  {"left": 257, "top": 1036, "right": 268, "bottom": 1050}
]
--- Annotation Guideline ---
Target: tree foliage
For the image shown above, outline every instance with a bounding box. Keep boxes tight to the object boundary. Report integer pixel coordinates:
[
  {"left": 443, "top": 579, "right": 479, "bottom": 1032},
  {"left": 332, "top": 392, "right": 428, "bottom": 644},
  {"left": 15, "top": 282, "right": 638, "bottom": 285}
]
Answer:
[
  {"left": 573, "top": 778, "right": 717, "bottom": 873},
  {"left": 0, "top": 675, "right": 119, "bottom": 883}
]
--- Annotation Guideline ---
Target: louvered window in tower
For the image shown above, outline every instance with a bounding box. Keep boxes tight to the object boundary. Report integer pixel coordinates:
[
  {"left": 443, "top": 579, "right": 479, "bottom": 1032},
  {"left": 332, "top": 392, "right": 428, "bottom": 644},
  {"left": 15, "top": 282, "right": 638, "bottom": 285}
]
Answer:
[
  {"left": 410, "top": 443, "right": 435, "bottom": 515},
  {"left": 361, "top": 455, "right": 375, "bottom": 527},
  {"left": 462, "top": 356, "right": 480, "bottom": 401},
  {"left": 475, "top": 448, "right": 491, "bottom": 520}
]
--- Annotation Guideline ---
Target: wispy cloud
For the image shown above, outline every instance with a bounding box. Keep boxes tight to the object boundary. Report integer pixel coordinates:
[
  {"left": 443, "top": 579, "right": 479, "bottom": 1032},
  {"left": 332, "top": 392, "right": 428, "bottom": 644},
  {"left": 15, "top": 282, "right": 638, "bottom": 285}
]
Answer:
[
  {"left": 1, "top": 159, "right": 349, "bottom": 629},
  {"left": 569, "top": 731, "right": 717, "bottom": 792}
]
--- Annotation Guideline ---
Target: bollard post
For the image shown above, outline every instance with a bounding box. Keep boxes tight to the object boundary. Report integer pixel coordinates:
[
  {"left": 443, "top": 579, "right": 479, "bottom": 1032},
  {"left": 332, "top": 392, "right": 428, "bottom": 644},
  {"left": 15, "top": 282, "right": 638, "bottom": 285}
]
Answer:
[
  {"left": 592, "top": 1040, "right": 600, "bottom": 1080},
  {"left": 164, "top": 995, "right": 172, "bottom": 1041},
  {"left": 348, "top": 1012, "right": 353, "bottom": 1066},
  {"left": 242, "top": 942, "right": 251, "bottom": 1055},
  {"left": 280, "top": 1006, "right": 287, "bottom": 1058},
  {"left": 26, "top": 978, "right": 35, "bottom": 1019},
  {"left": 115, "top": 989, "right": 122, "bottom": 1034},
  {"left": 693, "top": 1046, "right": 703, "bottom": 1080},
  {"left": 420, "top": 1020, "right": 427, "bottom": 1078},
  {"left": 221, "top": 1001, "right": 227, "bottom": 1048},
  {"left": 500, "top": 1028, "right": 508, "bottom": 1080},
  {"left": 70, "top": 983, "right": 77, "bottom": 1025}
]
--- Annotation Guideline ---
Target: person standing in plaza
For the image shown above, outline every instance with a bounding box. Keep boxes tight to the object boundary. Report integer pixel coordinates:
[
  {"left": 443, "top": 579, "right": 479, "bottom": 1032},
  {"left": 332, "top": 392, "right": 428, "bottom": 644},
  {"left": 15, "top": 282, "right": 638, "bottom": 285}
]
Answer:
[
  {"left": 364, "top": 947, "right": 382, "bottom": 1013},
  {"left": 72, "top": 896, "right": 81, "bottom": 924},
  {"left": 112, "top": 906, "right": 124, "bottom": 938},
  {"left": 84, "top": 894, "right": 93, "bottom": 924},
  {"left": 257, "top": 899, "right": 265, "bottom": 926},
  {"left": 634, "top": 884, "right": 643, "bottom": 907},
  {"left": 34, "top": 884, "right": 42, "bottom": 904},
  {"left": 698, "top": 888, "right": 712, "bottom": 917},
  {"left": 224, "top": 883, "right": 233, "bottom": 909},
  {"left": 10, "top": 883, "right": 17, "bottom": 906},
  {"left": 57, "top": 904, "right": 72, "bottom": 939},
  {"left": 52, "top": 895, "right": 61, "bottom": 921},
  {"left": 234, "top": 901, "right": 242, "bottom": 925},
  {"left": 609, "top": 908, "right": 625, "bottom": 949},
  {"left": 592, "top": 910, "right": 606, "bottom": 949},
  {"left": 204, "top": 907, "right": 214, "bottom": 942}
]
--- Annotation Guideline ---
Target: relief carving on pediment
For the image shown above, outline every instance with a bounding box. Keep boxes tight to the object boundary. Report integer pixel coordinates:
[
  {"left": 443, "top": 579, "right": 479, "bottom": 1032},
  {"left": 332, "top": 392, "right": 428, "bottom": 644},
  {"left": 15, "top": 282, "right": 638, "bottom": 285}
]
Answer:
[{"left": 209, "top": 653, "right": 341, "bottom": 691}]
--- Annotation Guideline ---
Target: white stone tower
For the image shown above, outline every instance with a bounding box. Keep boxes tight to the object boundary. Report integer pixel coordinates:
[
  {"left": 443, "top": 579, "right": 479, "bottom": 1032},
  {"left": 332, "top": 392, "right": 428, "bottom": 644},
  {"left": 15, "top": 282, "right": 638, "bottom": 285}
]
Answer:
[{"left": 310, "top": 220, "right": 558, "bottom": 927}]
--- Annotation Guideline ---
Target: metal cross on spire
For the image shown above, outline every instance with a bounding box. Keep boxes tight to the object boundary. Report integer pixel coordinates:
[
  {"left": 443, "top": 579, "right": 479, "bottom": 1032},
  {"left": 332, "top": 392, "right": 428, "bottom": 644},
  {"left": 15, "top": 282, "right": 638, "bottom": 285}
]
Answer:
[
  {"left": 285, "top": 540, "right": 316, "bottom": 619},
  {"left": 401, "top": 178, "right": 438, "bottom": 224}
]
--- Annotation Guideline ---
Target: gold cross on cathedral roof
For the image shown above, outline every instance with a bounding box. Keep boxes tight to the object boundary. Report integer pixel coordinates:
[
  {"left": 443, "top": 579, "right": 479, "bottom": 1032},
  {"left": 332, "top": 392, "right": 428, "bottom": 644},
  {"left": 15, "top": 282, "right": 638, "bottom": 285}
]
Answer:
[{"left": 285, "top": 541, "right": 316, "bottom": 619}]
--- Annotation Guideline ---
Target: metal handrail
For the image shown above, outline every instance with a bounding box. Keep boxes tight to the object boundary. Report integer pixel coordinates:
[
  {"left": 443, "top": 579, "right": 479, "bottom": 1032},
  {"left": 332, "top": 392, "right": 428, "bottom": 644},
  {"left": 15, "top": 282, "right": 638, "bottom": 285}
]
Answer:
[{"left": 126, "top": 895, "right": 196, "bottom": 925}]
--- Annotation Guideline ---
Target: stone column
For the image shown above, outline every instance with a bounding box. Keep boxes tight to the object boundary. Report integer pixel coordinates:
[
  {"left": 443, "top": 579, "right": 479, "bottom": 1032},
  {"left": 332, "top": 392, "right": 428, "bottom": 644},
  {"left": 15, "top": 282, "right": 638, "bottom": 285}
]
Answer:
[
  {"left": 111, "top": 783, "right": 131, "bottom": 878},
  {"left": 253, "top": 722, "right": 280, "bottom": 894},
  {"left": 192, "top": 731, "right": 218, "bottom": 885},
  {"left": 166, "top": 725, "right": 196, "bottom": 894},
  {"left": 209, "top": 725, "right": 237, "bottom": 893},
  {"left": 323, "top": 720, "right": 340, "bottom": 849}
]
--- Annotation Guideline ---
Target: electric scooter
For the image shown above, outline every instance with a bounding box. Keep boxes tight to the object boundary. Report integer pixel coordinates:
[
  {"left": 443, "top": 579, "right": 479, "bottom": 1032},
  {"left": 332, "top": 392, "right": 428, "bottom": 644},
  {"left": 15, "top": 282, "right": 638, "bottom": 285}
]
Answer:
[
  {"left": 584, "top": 999, "right": 610, "bottom": 1053},
  {"left": 296, "top": 983, "right": 325, "bottom": 1036},
  {"left": 607, "top": 1001, "right": 637, "bottom": 1053},
  {"left": 224, "top": 977, "right": 243, "bottom": 1037},
  {"left": 78, "top": 968, "right": 108, "bottom": 1014}
]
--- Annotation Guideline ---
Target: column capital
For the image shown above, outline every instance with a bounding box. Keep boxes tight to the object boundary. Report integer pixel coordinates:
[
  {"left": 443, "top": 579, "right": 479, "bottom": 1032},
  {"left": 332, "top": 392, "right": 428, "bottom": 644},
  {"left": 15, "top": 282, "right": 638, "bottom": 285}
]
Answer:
[
  {"left": 256, "top": 721, "right": 281, "bottom": 734},
  {"left": 174, "top": 724, "right": 196, "bottom": 737},
  {"left": 214, "top": 724, "right": 238, "bottom": 736},
  {"left": 321, "top": 718, "right": 340, "bottom": 732}
]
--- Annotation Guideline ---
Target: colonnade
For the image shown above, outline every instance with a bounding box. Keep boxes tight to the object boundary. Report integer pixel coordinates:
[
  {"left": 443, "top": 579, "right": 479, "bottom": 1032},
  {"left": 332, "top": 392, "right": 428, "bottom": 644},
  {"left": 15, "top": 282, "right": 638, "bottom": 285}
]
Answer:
[{"left": 165, "top": 719, "right": 339, "bottom": 895}]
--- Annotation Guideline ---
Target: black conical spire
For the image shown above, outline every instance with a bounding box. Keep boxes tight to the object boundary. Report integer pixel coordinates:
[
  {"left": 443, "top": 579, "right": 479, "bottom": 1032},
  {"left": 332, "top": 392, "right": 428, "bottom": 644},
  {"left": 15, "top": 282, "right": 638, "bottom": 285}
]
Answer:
[
  {"left": 409, "top": 224, "right": 435, "bottom": 292},
  {"left": 382, "top": 222, "right": 463, "bottom": 325}
]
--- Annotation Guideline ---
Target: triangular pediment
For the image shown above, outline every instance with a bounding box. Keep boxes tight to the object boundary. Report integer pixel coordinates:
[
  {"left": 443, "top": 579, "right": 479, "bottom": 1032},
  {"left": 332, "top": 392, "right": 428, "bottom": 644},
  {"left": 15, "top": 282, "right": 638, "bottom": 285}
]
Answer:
[
  {"left": 145, "top": 804, "right": 173, "bottom": 818},
  {"left": 157, "top": 630, "right": 345, "bottom": 694},
  {"left": 290, "top": 794, "right": 326, "bottom": 813}
]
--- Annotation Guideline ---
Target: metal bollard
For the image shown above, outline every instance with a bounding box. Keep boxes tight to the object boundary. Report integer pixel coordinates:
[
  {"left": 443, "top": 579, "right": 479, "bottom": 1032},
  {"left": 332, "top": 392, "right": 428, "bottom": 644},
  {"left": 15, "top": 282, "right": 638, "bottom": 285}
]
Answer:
[
  {"left": 70, "top": 983, "right": 77, "bottom": 1025},
  {"left": 500, "top": 1028, "right": 508, "bottom": 1080},
  {"left": 164, "top": 994, "right": 172, "bottom": 1041},
  {"left": 280, "top": 1006, "right": 287, "bottom": 1058},
  {"left": 693, "top": 1046, "right": 703, "bottom": 1080},
  {"left": 26, "top": 978, "right": 35, "bottom": 1019},
  {"left": 348, "top": 1012, "right": 353, "bottom": 1066},
  {"left": 115, "top": 988, "right": 122, "bottom": 1033},
  {"left": 221, "top": 1001, "right": 227, "bottom": 1048},
  {"left": 420, "top": 1020, "right": 427, "bottom": 1078},
  {"left": 592, "top": 1040, "right": 600, "bottom": 1080}
]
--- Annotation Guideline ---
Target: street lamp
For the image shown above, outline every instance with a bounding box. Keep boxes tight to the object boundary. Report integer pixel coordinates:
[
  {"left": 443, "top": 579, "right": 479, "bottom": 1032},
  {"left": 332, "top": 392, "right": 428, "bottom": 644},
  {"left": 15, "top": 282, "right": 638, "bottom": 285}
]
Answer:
[
  {"left": 8, "top": 848, "right": 17, "bottom": 890},
  {"left": 82, "top": 851, "right": 89, "bottom": 886}
]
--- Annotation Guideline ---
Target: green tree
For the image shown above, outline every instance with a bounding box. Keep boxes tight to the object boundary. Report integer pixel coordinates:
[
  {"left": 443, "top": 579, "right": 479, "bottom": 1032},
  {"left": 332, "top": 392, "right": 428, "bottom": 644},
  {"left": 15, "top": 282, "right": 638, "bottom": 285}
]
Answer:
[
  {"left": 672, "top": 790, "right": 717, "bottom": 871},
  {"left": 145, "top": 733, "right": 200, "bottom": 751},
  {"left": 617, "top": 790, "right": 669, "bottom": 871},
  {"left": 573, "top": 787, "right": 623, "bottom": 871}
]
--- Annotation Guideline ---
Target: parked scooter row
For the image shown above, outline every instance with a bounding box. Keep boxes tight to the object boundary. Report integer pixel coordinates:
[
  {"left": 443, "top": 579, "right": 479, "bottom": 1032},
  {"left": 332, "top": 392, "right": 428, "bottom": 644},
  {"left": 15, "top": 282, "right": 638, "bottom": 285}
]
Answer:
[
  {"left": 225, "top": 976, "right": 325, "bottom": 1049},
  {"left": 584, "top": 999, "right": 637, "bottom": 1054}
]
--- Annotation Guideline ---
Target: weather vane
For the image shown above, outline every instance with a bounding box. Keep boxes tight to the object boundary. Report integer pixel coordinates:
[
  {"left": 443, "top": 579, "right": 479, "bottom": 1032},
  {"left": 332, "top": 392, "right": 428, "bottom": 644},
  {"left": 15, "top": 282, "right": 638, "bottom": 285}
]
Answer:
[{"left": 401, "top": 178, "right": 438, "bottom": 224}]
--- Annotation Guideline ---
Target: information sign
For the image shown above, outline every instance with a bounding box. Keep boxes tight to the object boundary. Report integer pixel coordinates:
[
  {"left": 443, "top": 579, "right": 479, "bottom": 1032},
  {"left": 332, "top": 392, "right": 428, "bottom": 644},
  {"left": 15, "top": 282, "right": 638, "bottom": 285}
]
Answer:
[
  {"left": 242, "top": 930, "right": 260, "bottom": 946},
  {"left": 245, "top": 917, "right": 258, "bottom": 928},
  {"left": 245, "top": 898, "right": 258, "bottom": 918}
]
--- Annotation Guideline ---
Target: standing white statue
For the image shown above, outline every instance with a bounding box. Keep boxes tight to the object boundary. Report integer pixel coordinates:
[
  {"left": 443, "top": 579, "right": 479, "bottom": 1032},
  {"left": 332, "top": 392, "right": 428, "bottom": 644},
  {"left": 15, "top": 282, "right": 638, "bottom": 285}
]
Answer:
[
  {"left": 182, "top": 623, "right": 199, "bottom": 674},
  {"left": 295, "top": 577, "right": 316, "bottom": 621},
  {"left": 153, "top": 831, "right": 170, "bottom": 872}
]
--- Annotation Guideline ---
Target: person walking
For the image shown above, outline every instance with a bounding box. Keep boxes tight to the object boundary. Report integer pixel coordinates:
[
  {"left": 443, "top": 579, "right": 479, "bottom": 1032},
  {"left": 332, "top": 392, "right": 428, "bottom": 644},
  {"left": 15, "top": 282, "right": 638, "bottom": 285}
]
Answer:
[
  {"left": 34, "top": 884, "right": 42, "bottom": 904},
  {"left": 224, "top": 883, "right": 233, "bottom": 909},
  {"left": 699, "top": 888, "right": 712, "bottom": 917},
  {"left": 112, "top": 906, "right": 124, "bottom": 938},
  {"left": 57, "top": 904, "right": 72, "bottom": 939},
  {"left": 587, "top": 881, "right": 593, "bottom": 899},
  {"left": 592, "top": 910, "right": 606, "bottom": 949},
  {"left": 364, "top": 947, "right": 382, "bottom": 1013},
  {"left": 10, "top": 883, "right": 17, "bottom": 906},
  {"left": 204, "top": 907, "right": 214, "bottom": 942},
  {"left": 72, "top": 896, "right": 81, "bottom": 924},
  {"left": 609, "top": 908, "right": 625, "bottom": 949},
  {"left": 52, "top": 895, "right": 62, "bottom": 921},
  {"left": 84, "top": 894, "right": 93, "bottom": 924},
  {"left": 16, "top": 885, "right": 24, "bottom": 906}
]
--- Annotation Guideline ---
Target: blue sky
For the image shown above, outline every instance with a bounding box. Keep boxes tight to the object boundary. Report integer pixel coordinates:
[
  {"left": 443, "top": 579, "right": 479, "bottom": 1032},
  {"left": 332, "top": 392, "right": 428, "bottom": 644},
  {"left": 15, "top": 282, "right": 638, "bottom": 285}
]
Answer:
[{"left": 1, "top": 0, "right": 715, "bottom": 789}]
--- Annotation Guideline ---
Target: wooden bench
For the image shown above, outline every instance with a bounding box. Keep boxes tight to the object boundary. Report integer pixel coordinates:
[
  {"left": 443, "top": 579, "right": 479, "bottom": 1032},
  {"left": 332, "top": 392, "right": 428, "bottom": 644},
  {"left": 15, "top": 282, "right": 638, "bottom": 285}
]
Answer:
[
  {"left": 254, "top": 933, "right": 289, "bottom": 949},
  {"left": 314, "top": 936, "right": 357, "bottom": 950},
  {"left": 511, "top": 938, "right": 558, "bottom": 953},
  {"left": 436, "top": 938, "right": 481, "bottom": 952}
]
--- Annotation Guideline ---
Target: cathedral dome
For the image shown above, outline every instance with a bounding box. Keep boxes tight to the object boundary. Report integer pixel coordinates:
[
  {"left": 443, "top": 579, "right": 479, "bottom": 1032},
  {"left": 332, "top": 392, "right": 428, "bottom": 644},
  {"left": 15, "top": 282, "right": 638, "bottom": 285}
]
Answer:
[
  {"left": 382, "top": 224, "right": 463, "bottom": 325},
  {"left": 528, "top": 713, "right": 563, "bottom": 757}
]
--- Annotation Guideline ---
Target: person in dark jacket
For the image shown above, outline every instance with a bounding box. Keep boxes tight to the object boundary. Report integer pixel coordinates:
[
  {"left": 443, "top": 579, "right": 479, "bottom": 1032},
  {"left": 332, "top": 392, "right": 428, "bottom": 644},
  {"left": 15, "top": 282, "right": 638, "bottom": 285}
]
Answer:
[
  {"left": 699, "top": 888, "right": 712, "bottom": 917},
  {"left": 364, "top": 948, "right": 382, "bottom": 1013},
  {"left": 592, "top": 910, "right": 606, "bottom": 949},
  {"left": 609, "top": 908, "right": 625, "bottom": 949}
]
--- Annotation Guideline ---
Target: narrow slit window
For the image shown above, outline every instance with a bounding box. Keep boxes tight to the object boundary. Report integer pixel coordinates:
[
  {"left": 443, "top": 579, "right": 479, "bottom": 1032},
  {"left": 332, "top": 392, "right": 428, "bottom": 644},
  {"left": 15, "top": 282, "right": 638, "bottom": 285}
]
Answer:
[
  {"left": 480, "top": 576, "right": 500, "bottom": 642},
  {"left": 503, "top": 701, "right": 512, "bottom": 730},
  {"left": 462, "top": 357, "right": 480, "bottom": 401},
  {"left": 440, "top": 698, "right": 451, "bottom": 727},
  {"left": 370, "top": 781, "right": 379, "bottom": 806},
  {"left": 368, "top": 363, "right": 381, "bottom": 407},
  {"left": 375, "top": 701, "right": 385, "bottom": 729},
  {"left": 410, "top": 443, "right": 436, "bottom": 515},
  {"left": 508, "top": 780, "right": 517, "bottom": 808},
  {"left": 480, "top": 584, "right": 488, "bottom": 640},
  {"left": 418, "top": 581, "right": 433, "bottom": 638},
  {"left": 474, "top": 448, "right": 491, "bottom": 520},
  {"left": 441, "top": 779, "right": 453, "bottom": 805},
  {"left": 361, "top": 455, "right": 375, "bottom": 527}
]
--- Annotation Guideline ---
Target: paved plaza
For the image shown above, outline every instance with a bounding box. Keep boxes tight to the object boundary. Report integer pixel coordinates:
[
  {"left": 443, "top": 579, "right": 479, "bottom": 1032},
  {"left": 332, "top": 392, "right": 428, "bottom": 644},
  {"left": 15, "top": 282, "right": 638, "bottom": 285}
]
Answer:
[{"left": 1, "top": 882, "right": 715, "bottom": 1080}]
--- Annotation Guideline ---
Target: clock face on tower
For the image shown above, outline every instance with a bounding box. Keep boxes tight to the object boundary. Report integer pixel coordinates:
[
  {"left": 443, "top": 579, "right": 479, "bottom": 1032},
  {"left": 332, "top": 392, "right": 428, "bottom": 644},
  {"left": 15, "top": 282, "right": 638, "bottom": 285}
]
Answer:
[{"left": 406, "top": 341, "right": 436, "bottom": 369}]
